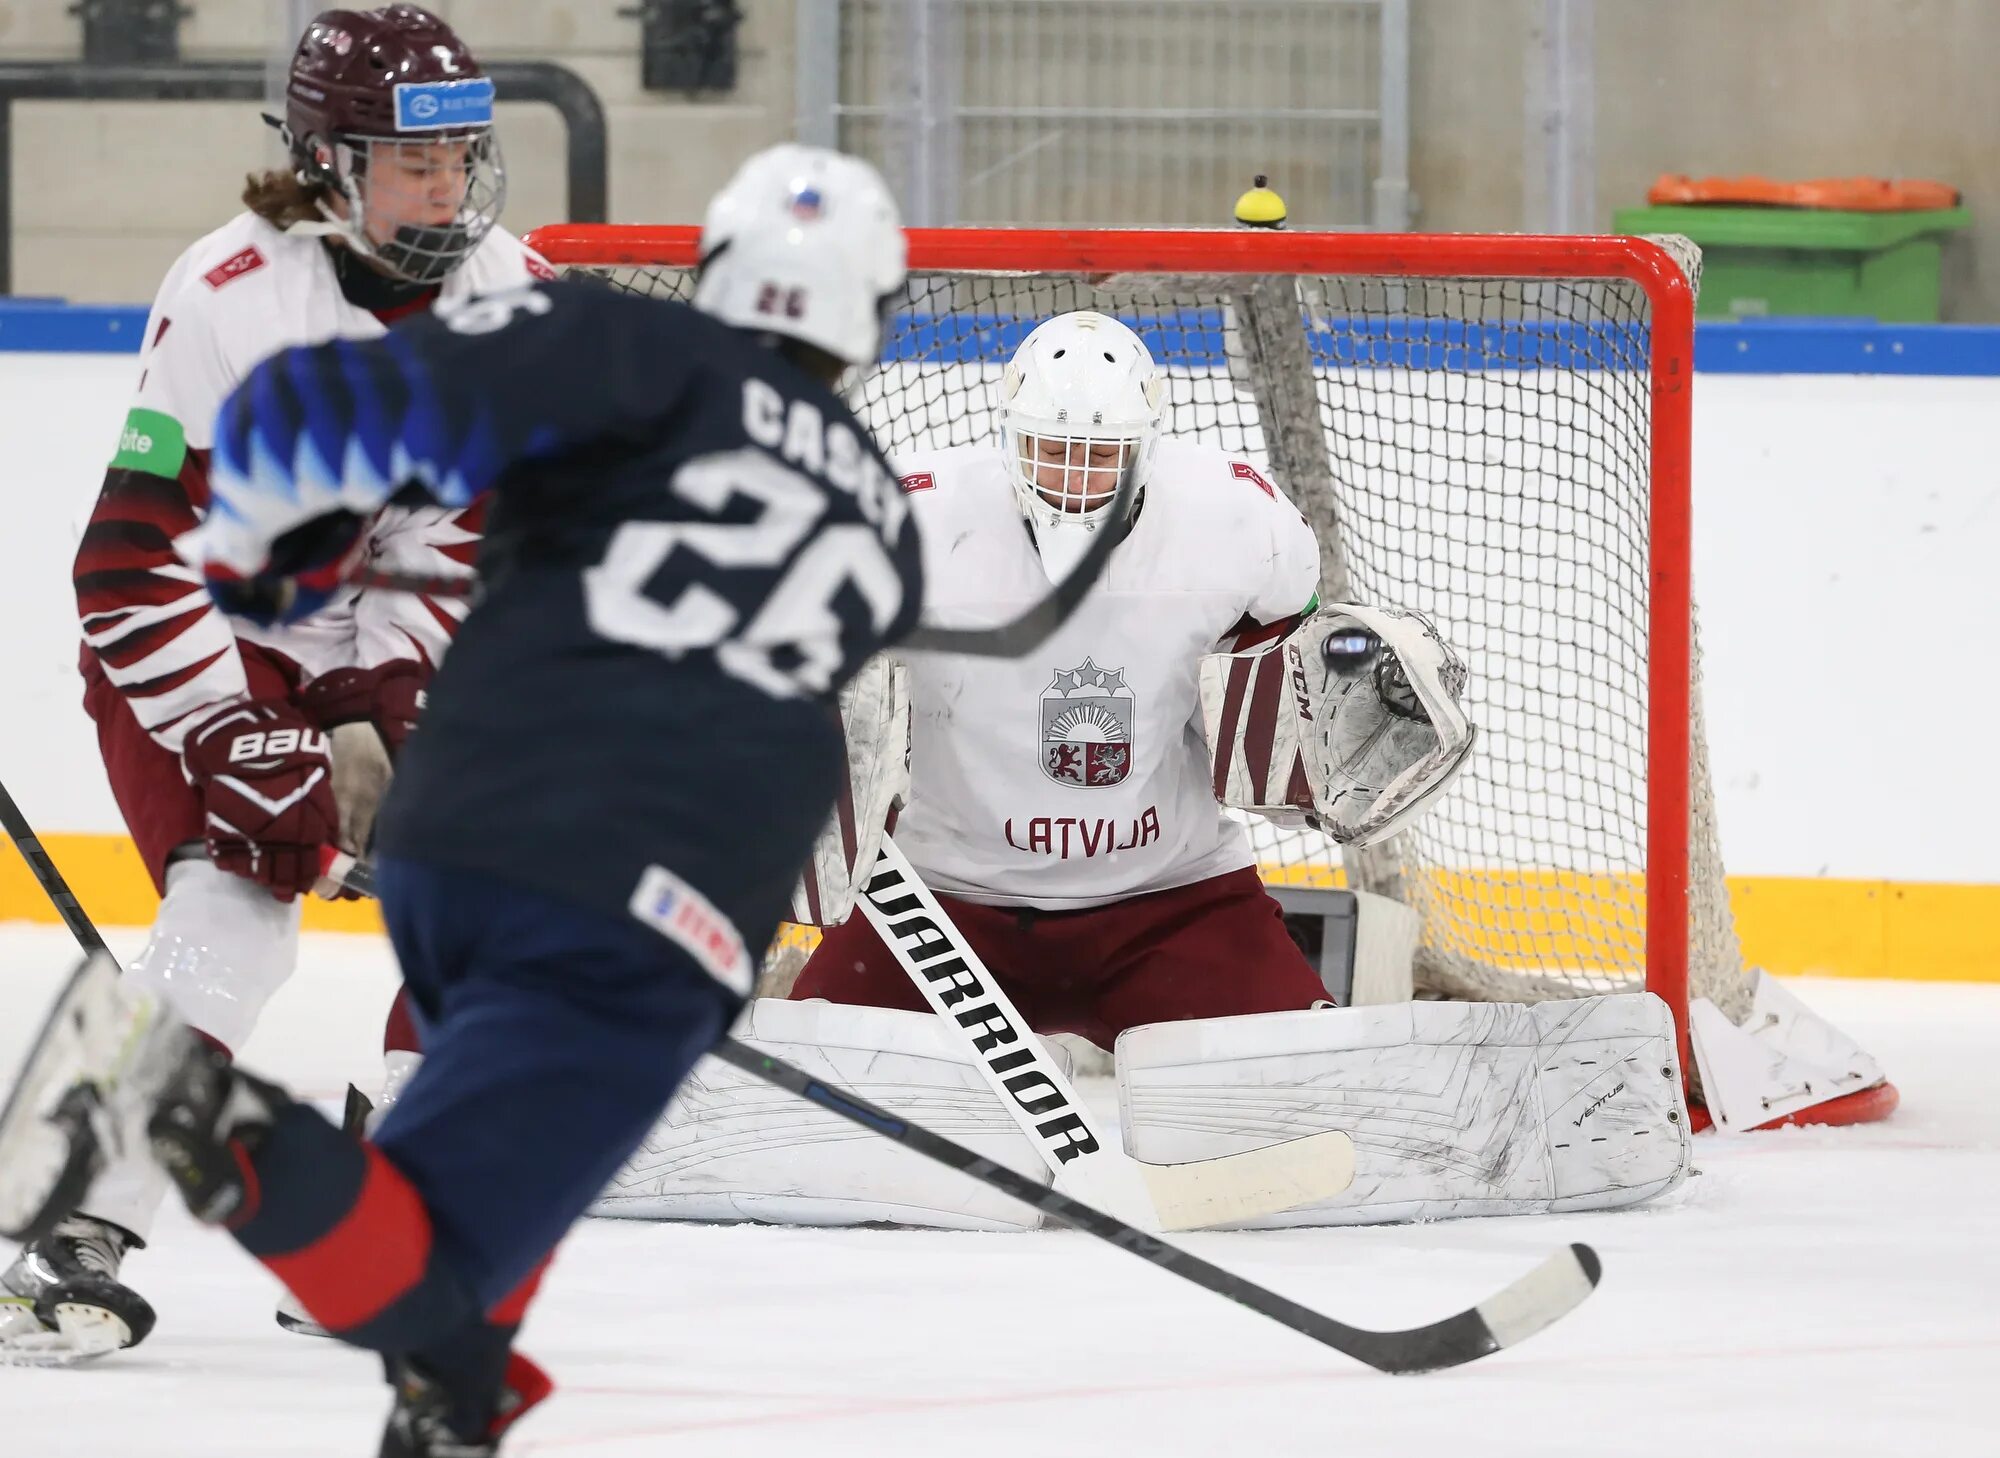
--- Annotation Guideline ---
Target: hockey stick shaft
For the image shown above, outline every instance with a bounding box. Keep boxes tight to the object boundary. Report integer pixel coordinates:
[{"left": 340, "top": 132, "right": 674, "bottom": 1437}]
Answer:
[
  {"left": 0, "top": 779, "right": 110, "bottom": 959},
  {"left": 897, "top": 455, "right": 1140, "bottom": 658},
  {"left": 190, "top": 859, "right": 1598, "bottom": 1371},
  {"left": 343, "top": 460, "right": 1139, "bottom": 661},
  {"left": 346, "top": 565, "right": 481, "bottom": 599}
]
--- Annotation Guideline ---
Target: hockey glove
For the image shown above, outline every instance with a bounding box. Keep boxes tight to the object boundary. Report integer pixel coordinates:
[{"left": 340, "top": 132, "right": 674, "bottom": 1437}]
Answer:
[
  {"left": 197, "top": 511, "right": 369, "bottom": 628},
  {"left": 299, "top": 663, "right": 426, "bottom": 865},
  {"left": 297, "top": 660, "right": 427, "bottom": 758},
  {"left": 182, "top": 701, "right": 340, "bottom": 901}
]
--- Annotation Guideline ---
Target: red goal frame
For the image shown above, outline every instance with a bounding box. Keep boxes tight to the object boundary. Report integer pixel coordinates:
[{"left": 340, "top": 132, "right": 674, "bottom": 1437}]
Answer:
[{"left": 524, "top": 224, "right": 1708, "bottom": 1106}]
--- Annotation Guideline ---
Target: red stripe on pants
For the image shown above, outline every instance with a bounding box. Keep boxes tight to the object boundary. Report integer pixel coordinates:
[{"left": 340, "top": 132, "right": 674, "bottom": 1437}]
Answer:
[
  {"left": 263, "top": 1144, "right": 433, "bottom": 1333},
  {"left": 486, "top": 1253, "right": 553, "bottom": 1326}
]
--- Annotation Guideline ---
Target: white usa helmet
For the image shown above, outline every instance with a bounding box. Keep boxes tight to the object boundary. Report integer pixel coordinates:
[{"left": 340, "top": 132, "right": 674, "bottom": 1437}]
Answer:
[
  {"left": 997, "top": 311, "right": 1166, "bottom": 563},
  {"left": 694, "top": 144, "right": 907, "bottom": 366}
]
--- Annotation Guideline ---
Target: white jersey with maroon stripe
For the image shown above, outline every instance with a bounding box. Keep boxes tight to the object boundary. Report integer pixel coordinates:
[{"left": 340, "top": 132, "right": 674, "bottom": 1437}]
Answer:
[
  {"left": 75, "top": 210, "right": 550, "bottom": 751},
  {"left": 892, "top": 438, "right": 1319, "bottom": 910}
]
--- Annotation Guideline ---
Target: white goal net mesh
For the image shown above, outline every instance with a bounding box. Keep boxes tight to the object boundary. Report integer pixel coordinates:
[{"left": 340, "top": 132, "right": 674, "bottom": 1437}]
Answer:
[{"left": 562, "top": 241, "right": 1751, "bottom": 1024}]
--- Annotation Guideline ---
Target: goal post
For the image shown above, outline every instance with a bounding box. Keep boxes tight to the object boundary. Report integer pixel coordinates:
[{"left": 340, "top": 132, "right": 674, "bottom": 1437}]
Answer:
[{"left": 522, "top": 222, "right": 1891, "bottom": 1129}]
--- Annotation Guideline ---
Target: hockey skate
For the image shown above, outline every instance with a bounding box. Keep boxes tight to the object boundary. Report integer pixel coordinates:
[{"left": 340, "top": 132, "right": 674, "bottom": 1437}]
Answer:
[
  {"left": 0, "top": 951, "right": 285, "bottom": 1244},
  {"left": 0, "top": 1214, "right": 157, "bottom": 1365},
  {"left": 380, "top": 1350, "right": 553, "bottom": 1458},
  {"left": 0, "top": 951, "right": 198, "bottom": 1245}
]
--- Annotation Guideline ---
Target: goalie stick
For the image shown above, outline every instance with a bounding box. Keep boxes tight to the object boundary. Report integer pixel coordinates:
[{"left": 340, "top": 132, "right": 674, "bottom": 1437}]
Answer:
[
  {"left": 346, "top": 459, "right": 1143, "bottom": 660},
  {"left": 855, "top": 836, "right": 1354, "bottom": 1232},
  {"left": 1, "top": 804, "right": 1601, "bottom": 1374}
]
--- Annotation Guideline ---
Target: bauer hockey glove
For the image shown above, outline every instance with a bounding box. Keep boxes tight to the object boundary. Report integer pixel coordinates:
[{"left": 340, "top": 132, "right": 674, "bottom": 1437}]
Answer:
[
  {"left": 181, "top": 701, "right": 341, "bottom": 901},
  {"left": 297, "top": 660, "right": 427, "bottom": 758}
]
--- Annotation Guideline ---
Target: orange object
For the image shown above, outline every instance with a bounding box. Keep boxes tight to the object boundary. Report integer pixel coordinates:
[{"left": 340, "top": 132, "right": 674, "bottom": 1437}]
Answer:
[{"left": 1647, "top": 174, "right": 1961, "bottom": 211}]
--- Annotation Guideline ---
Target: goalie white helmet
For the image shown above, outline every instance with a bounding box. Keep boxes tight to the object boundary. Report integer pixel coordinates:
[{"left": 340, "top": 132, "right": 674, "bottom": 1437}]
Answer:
[
  {"left": 694, "top": 144, "right": 908, "bottom": 367},
  {"left": 997, "top": 311, "right": 1166, "bottom": 578}
]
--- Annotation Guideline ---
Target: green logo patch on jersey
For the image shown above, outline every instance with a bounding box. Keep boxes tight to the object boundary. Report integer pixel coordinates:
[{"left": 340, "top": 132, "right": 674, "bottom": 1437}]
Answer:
[{"left": 111, "top": 407, "right": 187, "bottom": 477}]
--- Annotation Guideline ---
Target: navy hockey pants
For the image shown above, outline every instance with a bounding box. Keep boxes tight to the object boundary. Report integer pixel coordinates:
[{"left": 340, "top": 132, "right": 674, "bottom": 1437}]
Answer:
[{"left": 223, "top": 857, "right": 742, "bottom": 1353}]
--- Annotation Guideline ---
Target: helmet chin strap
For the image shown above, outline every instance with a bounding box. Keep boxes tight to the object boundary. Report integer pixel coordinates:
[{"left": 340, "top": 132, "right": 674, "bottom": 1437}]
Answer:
[{"left": 280, "top": 179, "right": 377, "bottom": 255}]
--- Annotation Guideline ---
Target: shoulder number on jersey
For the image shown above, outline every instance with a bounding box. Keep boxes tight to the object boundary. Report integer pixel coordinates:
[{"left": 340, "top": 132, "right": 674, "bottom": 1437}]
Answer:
[
  {"left": 203, "top": 247, "right": 266, "bottom": 290},
  {"left": 1231, "top": 461, "right": 1275, "bottom": 498}
]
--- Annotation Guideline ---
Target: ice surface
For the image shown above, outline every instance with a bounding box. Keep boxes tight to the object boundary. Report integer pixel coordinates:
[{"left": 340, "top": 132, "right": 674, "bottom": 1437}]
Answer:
[{"left": 0, "top": 925, "right": 1993, "bottom": 1456}]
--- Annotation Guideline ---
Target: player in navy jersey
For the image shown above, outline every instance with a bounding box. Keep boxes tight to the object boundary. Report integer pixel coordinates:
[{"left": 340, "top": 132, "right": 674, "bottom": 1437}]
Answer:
[
  {"left": 17, "top": 145, "right": 913, "bottom": 1457},
  {"left": 0, "top": 4, "right": 548, "bottom": 1362}
]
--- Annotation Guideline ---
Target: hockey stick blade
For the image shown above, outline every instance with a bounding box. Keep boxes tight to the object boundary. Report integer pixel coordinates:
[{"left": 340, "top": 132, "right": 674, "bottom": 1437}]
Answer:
[
  {"left": 899, "top": 455, "right": 1140, "bottom": 658},
  {"left": 712, "top": 1036, "right": 1600, "bottom": 1373},
  {"left": 1137, "top": 1130, "right": 1354, "bottom": 1232}
]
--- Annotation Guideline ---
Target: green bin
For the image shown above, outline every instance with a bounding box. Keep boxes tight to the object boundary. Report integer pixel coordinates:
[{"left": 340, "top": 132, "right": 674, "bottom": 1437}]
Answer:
[{"left": 1611, "top": 203, "right": 1971, "bottom": 321}]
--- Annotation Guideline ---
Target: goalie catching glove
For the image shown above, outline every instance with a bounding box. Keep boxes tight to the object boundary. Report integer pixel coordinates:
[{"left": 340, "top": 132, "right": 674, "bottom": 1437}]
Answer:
[{"left": 1201, "top": 603, "right": 1475, "bottom": 846}]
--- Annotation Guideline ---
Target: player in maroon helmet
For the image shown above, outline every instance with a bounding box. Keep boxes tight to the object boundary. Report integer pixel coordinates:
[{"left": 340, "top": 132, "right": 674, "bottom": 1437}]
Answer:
[{"left": 269, "top": 3, "right": 510, "bottom": 284}]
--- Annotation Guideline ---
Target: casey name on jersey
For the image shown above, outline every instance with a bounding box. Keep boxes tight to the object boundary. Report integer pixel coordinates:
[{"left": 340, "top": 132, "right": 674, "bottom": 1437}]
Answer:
[
  {"left": 1004, "top": 806, "right": 1163, "bottom": 860},
  {"left": 741, "top": 378, "right": 902, "bottom": 530}
]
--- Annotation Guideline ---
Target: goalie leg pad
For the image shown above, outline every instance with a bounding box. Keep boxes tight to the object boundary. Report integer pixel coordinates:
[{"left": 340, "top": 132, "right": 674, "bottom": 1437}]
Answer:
[
  {"left": 594, "top": 999, "right": 1062, "bottom": 1231},
  {"left": 1115, "top": 994, "right": 1689, "bottom": 1228}
]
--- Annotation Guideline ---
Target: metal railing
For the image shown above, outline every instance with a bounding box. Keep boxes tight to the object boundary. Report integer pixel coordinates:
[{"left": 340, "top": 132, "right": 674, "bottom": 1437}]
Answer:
[
  {"left": 0, "top": 59, "right": 609, "bottom": 295},
  {"left": 797, "top": 0, "right": 1409, "bottom": 230}
]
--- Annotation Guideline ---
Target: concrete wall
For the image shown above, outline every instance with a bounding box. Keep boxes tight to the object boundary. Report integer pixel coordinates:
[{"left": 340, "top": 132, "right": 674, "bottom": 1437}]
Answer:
[
  {"left": 3, "top": 0, "right": 800, "bottom": 303},
  {"left": 5, "top": 0, "right": 2000, "bottom": 316}
]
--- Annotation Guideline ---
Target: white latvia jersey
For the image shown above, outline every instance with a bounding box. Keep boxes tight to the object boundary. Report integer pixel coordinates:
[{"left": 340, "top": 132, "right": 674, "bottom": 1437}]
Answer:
[
  {"left": 95, "top": 210, "right": 549, "bottom": 751},
  {"left": 893, "top": 439, "right": 1320, "bottom": 909}
]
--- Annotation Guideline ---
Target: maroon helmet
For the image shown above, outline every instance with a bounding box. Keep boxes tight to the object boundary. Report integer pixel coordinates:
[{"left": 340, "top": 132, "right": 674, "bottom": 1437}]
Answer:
[{"left": 277, "top": 5, "right": 506, "bottom": 283}]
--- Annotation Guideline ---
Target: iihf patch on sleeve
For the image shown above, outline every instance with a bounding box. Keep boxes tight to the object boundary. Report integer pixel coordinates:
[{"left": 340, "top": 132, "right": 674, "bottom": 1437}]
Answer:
[
  {"left": 1231, "top": 461, "right": 1275, "bottom": 497},
  {"left": 899, "top": 472, "right": 936, "bottom": 493},
  {"left": 628, "top": 864, "right": 754, "bottom": 996},
  {"left": 525, "top": 253, "right": 556, "bottom": 282},
  {"left": 202, "top": 247, "right": 266, "bottom": 290}
]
